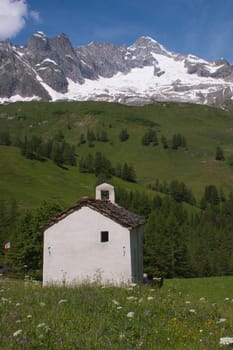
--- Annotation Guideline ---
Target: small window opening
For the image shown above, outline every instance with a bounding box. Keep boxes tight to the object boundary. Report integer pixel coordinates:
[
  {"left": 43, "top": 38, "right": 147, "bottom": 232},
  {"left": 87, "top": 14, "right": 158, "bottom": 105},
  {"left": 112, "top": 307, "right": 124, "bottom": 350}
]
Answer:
[
  {"left": 101, "top": 190, "right": 109, "bottom": 200},
  {"left": 101, "top": 231, "right": 109, "bottom": 242}
]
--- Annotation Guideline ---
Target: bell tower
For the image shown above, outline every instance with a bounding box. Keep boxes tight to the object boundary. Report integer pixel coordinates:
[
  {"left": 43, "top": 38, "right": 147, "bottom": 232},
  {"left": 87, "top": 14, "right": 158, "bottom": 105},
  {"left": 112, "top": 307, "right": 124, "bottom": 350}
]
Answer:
[{"left": 95, "top": 183, "right": 115, "bottom": 204}]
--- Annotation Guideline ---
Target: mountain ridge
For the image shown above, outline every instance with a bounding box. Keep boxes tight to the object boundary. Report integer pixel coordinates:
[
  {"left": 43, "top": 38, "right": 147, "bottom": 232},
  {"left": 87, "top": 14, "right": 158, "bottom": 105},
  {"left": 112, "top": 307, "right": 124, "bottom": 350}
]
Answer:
[{"left": 1, "top": 32, "right": 233, "bottom": 109}]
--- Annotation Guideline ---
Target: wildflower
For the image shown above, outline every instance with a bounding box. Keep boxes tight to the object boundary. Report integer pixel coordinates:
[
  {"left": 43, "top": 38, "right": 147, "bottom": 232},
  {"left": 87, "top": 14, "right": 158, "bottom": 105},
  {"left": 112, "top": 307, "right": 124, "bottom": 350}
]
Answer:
[
  {"left": 225, "top": 298, "right": 230, "bottom": 301},
  {"left": 37, "top": 323, "right": 46, "bottom": 328},
  {"left": 112, "top": 299, "right": 120, "bottom": 305},
  {"left": 147, "top": 296, "right": 154, "bottom": 301},
  {"left": 117, "top": 306, "right": 123, "bottom": 310},
  {"left": 127, "top": 296, "right": 137, "bottom": 301},
  {"left": 216, "top": 318, "right": 227, "bottom": 324},
  {"left": 219, "top": 337, "right": 233, "bottom": 345},
  {"left": 58, "top": 299, "right": 68, "bottom": 304},
  {"left": 13, "top": 329, "right": 22, "bottom": 337},
  {"left": 127, "top": 311, "right": 135, "bottom": 318},
  {"left": 189, "top": 309, "right": 196, "bottom": 313},
  {"left": 129, "top": 283, "right": 137, "bottom": 288},
  {"left": 39, "top": 302, "right": 46, "bottom": 307},
  {"left": 200, "top": 297, "right": 205, "bottom": 301},
  {"left": 1, "top": 297, "right": 8, "bottom": 302},
  {"left": 185, "top": 301, "right": 191, "bottom": 304},
  {"left": 119, "top": 332, "right": 125, "bottom": 339},
  {"left": 27, "top": 315, "right": 32, "bottom": 319},
  {"left": 138, "top": 298, "right": 143, "bottom": 303},
  {"left": 16, "top": 320, "right": 22, "bottom": 323},
  {"left": 16, "top": 303, "right": 20, "bottom": 307}
]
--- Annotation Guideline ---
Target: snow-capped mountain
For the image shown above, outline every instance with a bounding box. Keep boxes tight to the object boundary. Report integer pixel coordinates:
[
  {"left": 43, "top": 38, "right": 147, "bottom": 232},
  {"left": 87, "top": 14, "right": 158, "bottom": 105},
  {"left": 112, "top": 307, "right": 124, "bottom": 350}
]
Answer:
[{"left": 1, "top": 32, "right": 233, "bottom": 108}]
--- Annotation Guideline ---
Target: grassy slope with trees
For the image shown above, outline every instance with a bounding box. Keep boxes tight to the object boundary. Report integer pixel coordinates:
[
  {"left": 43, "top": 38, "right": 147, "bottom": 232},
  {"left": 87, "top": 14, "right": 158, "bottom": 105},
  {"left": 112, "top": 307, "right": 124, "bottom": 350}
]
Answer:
[{"left": 0, "top": 101, "right": 233, "bottom": 279}]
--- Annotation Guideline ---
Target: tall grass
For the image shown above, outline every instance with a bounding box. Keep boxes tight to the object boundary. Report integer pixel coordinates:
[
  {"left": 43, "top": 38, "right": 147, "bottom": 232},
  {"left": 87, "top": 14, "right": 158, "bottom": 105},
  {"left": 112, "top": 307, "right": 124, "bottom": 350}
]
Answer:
[{"left": 0, "top": 277, "right": 232, "bottom": 349}]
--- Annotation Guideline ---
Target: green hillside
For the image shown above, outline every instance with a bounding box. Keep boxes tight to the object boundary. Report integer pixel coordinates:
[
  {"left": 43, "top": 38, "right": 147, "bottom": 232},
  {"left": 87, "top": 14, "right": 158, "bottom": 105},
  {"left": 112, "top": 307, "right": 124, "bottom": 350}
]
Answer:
[
  {"left": 1, "top": 101, "right": 233, "bottom": 279},
  {"left": 1, "top": 100, "right": 233, "bottom": 208}
]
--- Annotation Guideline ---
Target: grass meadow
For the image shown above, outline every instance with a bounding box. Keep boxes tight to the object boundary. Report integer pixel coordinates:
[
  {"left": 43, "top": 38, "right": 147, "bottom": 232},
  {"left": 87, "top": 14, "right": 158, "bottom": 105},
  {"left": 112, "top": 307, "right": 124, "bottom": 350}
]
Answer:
[{"left": 0, "top": 276, "right": 233, "bottom": 349}]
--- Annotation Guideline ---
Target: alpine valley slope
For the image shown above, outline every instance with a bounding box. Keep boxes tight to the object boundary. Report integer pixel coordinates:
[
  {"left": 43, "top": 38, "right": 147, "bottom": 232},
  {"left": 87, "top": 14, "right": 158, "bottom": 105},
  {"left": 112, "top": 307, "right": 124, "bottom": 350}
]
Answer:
[{"left": 1, "top": 32, "right": 233, "bottom": 108}]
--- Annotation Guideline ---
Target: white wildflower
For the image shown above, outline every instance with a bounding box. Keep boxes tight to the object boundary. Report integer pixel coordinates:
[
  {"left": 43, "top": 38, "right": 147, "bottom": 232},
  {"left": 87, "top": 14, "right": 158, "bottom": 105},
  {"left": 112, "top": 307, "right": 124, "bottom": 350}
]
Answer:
[
  {"left": 16, "top": 303, "right": 20, "bottom": 307},
  {"left": 1, "top": 297, "right": 8, "bottom": 302},
  {"left": 127, "top": 296, "right": 137, "bottom": 301},
  {"left": 216, "top": 318, "right": 227, "bottom": 324},
  {"left": 185, "top": 301, "right": 191, "bottom": 304},
  {"left": 117, "top": 306, "right": 123, "bottom": 310},
  {"left": 58, "top": 299, "right": 68, "bottom": 304},
  {"left": 225, "top": 298, "right": 230, "bottom": 301},
  {"left": 127, "top": 311, "right": 135, "bottom": 318},
  {"left": 13, "top": 329, "right": 22, "bottom": 337},
  {"left": 199, "top": 297, "right": 205, "bottom": 301},
  {"left": 27, "top": 315, "right": 32, "bottom": 319},
  {"left": 219, "top": 337, "right": 233, "bottom": 345},
  {"left": 39, "top": 302, "right": 46, "bottom": 307},
  {"left": 37, "top": 323, "right": 46, "bottom": 328},
  {"left": 16, "top": 320, "right": 22, "bottom": 323},
  {"left": 138, "top": 298, "right": 143, "bottom": 303},
  {"left": 147, "top": 296, "right": 154, "bottom": 301},
  {"left": 129, "top": 283, "right": 137, "bottom": 288},
  {"left": 189, "top": 309, "right": 196, "bottom": 313},
  {"left": 112, "top": 299, "right": 120, "bottom": 305}
]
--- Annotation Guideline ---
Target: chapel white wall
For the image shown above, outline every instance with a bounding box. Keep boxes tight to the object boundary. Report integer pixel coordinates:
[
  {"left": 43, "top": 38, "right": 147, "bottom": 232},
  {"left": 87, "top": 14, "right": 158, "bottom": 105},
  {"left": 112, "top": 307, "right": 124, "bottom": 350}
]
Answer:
[{"left": 43, "top": 206, "right": 132, "bottom": 286}]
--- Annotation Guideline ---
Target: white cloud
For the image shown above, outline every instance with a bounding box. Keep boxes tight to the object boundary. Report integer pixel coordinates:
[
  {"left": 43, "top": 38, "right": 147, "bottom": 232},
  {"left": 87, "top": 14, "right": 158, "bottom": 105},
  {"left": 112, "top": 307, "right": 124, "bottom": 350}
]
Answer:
[
  {"left": 0, "top": 0, "right": 40, "bottom": 40},
  {"left": 29, "top": 10, "right": 41, "bottom": 23}
]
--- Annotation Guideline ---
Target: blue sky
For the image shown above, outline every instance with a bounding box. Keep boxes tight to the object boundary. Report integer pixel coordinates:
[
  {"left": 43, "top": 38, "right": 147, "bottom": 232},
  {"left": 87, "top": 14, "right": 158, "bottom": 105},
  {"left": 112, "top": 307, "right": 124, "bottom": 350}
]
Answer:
[{"left": 1, "top": 0, "right": 233, "bottom": 63}]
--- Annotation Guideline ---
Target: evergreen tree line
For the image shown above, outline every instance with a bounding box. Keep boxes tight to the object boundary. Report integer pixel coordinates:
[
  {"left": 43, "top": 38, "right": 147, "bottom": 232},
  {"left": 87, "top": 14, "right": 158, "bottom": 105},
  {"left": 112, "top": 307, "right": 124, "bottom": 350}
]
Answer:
[
  {"left": 115, "top": 187, "right": 233, "bottom": 278},
  {"left": 79, "top": 152, "right": 136, "bottom": 183},
  {"left": 79, "top": 128, "right": 130, "bottom": 146},
  {"left": 141, "top": 129, "right": 187, "bottom": 149},
  {"left": 1, "top": 187, "right": 233, "bottom": 279},
  {"left": 150, "top": 179, "right": 196, "bottom": 205},
  {"left": 1, "top": 201, "right": 61, "bottom": 279},
  {"left": 150, "top": 179, "right": 227, "bottom": 209},
  {"left": 17, "top": 133, "right": 76, "bottom": 167}
]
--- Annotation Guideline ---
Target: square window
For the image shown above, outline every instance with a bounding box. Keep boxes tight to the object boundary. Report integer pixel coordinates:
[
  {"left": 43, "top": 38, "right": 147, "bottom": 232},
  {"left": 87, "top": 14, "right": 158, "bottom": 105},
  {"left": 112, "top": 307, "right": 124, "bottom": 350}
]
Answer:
[
  {"left": 101, "top": 231, "right": 109, "bottom": 242},
  {"left": 101, "top": 190, "right": 109, "bottom": 200}
]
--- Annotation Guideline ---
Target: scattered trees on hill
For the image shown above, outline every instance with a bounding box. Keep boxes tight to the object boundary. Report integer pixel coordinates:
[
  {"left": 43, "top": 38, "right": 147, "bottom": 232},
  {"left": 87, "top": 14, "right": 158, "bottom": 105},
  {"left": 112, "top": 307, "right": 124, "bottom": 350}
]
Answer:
[
  {"left": 0, "top": 130, "right": 11, "bottom": 146},
  {"left": 119, "top": 129, "right": 129, "bottom": 142},
  {"left": 17, "top": 132, "right": 77, "bottom": 167},
  {"left": 172, "top": 133, "right": 187, "bottom": 149},
  {"left": 150, "top": 178, "right": 196, "bottom": 205},
  {"left": 78, "top": 128, "right": 110, "bottom": 147},
  {"left": 79, "top": 152, "right": 136, "bottom": 183},
  {"left": 215, "top": 146, "right": 225, "bottom": 160},
  {"left": 142, "top": 129, "right": 159, "bottom": 146}
]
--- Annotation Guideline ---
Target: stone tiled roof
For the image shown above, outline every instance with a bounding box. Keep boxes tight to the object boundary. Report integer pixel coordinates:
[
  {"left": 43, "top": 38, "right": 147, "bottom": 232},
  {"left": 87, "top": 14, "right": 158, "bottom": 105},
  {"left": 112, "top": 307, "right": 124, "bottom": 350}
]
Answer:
[{"left": 42, "top": 197, "right": 145, "bottom": 231}]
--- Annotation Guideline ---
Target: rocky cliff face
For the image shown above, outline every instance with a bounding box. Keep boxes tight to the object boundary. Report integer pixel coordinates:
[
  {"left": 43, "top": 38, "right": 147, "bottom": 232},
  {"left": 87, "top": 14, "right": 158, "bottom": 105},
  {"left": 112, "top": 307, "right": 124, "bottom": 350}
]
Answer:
[{"left": 1, "top": 32, "right": 233, "bottom": 109}]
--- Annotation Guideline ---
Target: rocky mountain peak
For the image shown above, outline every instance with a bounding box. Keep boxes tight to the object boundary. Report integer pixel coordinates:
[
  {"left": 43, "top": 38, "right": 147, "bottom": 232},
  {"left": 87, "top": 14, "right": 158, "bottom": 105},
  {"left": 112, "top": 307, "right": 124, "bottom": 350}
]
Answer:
[
  {"left": 1, "top": 32, "right": 233, "bottom": 109},
  {"left": 129, "top": 36, "right": 171, "bottom": 57}
]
